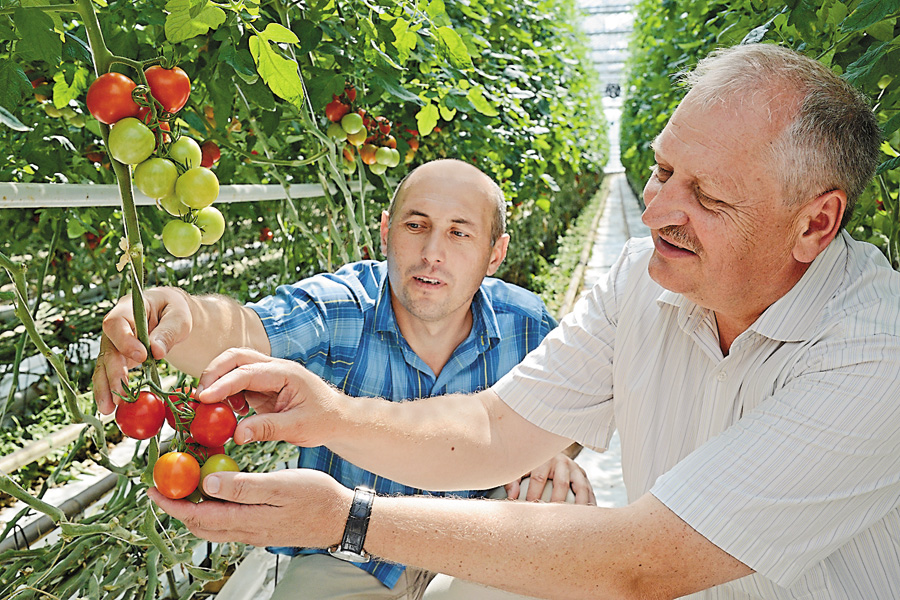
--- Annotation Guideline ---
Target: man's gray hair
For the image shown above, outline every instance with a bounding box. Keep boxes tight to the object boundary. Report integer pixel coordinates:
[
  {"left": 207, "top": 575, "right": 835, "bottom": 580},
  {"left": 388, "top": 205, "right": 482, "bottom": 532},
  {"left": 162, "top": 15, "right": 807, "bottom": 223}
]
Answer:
[
  {"left": 387, "top": 160, "right": 507, "bottom": 245},
  {"left": 685, "top": 43, "right": 881, "bottom": 227}
]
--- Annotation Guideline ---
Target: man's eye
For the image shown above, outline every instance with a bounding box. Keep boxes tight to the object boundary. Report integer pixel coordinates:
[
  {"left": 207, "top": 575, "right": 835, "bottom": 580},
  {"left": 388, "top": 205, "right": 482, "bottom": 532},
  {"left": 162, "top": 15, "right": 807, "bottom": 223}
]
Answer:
[
  {"left": 654, "top": 165, "right": 672, "bottom": 181},
  {"left": 452, "top": 231, "right": 469, "bottom": 238}
]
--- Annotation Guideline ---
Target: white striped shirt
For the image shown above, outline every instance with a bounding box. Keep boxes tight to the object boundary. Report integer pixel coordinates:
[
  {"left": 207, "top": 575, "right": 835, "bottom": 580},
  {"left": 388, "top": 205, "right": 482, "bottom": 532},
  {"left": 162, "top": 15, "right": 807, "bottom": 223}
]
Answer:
[{"left": 493, "top": 231, "right": 900, "bottom": 599}]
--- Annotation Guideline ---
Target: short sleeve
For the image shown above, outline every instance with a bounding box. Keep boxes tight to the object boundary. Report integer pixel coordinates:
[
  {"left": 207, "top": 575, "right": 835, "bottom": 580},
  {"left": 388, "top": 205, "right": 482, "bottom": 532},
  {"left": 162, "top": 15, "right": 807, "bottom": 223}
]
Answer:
[{"left": 651, "top": 332, "right": 900, "bottom": 587}]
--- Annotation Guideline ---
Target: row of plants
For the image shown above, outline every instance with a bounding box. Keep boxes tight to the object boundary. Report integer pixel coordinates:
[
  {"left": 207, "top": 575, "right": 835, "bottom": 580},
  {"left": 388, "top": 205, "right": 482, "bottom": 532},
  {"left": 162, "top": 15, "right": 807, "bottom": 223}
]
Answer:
[
  {"left": 0, "top": 0, "right": 609, "bottom": 597},
  {"left": 620, "top": 0, "right": 900, "bottom": 268}
]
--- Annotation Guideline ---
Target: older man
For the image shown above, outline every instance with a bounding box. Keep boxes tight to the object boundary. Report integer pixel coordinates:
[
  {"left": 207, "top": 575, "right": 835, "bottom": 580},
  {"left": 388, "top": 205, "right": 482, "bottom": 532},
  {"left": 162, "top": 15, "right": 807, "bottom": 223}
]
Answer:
[
  {"left": 94, "top": 159, "right": 592, "bottom": 600},
  {"left": 150, "top": 44, "right": 898, "bottom": 599}
]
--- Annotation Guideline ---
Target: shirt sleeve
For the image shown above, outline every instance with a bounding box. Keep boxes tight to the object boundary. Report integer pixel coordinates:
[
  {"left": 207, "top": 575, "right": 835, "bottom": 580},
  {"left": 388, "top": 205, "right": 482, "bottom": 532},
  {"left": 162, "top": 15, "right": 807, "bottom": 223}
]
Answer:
[
  {"left": 491, "top": 240, "right": 647, "bottom": 451},
  {"left": 651, "top": 332, "right": 900, "bottom": 588},
  {"left": 246, "top": 279, "right": 338, "bottom": 363}
]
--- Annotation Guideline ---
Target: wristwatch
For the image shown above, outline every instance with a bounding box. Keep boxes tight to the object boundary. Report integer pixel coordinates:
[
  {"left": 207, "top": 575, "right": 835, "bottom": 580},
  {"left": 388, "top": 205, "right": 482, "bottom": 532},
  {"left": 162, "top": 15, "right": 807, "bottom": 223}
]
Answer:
[{"left": 328, "top": 486, "right": 375, "bottom": 563}]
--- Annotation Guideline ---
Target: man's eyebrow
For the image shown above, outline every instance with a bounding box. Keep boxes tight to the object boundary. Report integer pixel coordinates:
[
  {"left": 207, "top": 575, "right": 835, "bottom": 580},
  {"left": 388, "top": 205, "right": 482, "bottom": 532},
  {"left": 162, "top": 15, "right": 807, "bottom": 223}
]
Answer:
[{"left": 402, "top": 209, "right": 476, "bottom": 227}]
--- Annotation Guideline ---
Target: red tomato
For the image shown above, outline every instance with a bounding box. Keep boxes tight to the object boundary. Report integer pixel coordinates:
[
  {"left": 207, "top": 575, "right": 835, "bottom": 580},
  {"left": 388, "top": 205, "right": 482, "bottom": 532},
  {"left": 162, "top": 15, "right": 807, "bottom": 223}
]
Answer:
[
  {"left": 165, "top": 387, "right": 199, "bottom": 430},
  {"left": 200, "top": 141, "right": 221, "bottom": 167},
  {"left": 259, "top": 227, "right": 274, "bottom": 242},
  {"left": 226, "top": 393, "right": 248, "bottom": 414},
  {"left": 154, "top": 452, "right": 200, "bottom": 499},
  {"left": 408, "top": 137, "right": 419, "bottom": 151},
  {"left": 115, "top": 391, "right": 165, "bottom": 440},
  {"left": 86, "top": 73, "right": 141, "bottom": 125},
  {"left": 190, "top": 403, "right": 237, "bottom": 448},
  {"left": 325, "top": 99, "right": 350, "bottom": 123},
  {"left": 344, "top": 85, "right": 357, "bottom": 102},
  {"left": 144, "top": 65, "right": 191, "bottom": 113}
]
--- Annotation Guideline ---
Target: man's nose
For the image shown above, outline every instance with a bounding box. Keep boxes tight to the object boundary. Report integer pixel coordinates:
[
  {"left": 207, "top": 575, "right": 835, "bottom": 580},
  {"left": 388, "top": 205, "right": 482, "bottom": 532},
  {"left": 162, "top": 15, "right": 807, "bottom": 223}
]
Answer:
[
  {"left": 422, "top": 231, "right": 444, "bottom": 263},
  {"left": 641, "top": 177, "right": 690, "bottom": 230}
]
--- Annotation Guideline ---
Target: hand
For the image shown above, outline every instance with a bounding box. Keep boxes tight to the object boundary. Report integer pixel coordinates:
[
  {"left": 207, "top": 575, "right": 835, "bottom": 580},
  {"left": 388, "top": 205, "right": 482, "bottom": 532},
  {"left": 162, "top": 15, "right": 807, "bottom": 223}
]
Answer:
[
  {"left": 148, "top": 468, "right": 352, "bottom": 548},
  {"left": 503, "top": 454, "right": 596, "bottom": 505},
  {"left": 195, "top": 347, "right": 344, "bottom": 448},
  {"left": 92, "top": 287, "right": 193, "bottom": 414}
]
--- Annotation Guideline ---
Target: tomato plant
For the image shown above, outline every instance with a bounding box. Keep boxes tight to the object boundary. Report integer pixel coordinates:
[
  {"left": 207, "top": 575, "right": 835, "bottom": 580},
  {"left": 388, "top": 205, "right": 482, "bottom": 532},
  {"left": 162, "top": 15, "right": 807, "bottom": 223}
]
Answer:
[
  {"left": 190, "top": 402, "right": 238, "bottom": 448},
  {"left": 168, "top": 136, "right": 202, "bottom": 169},
  {"left": 165, "top": 387, "right": 199, "bottom": 430},
  {"left": 85, "top": 72, "right": 142, "bottom": 124},
  {"left": 144, "top": 65, "right": 191, "bottom": 113},
  {"left": 108, "top": 117, "right": 156, "bottom": 165},
  {"left": 154, "top": 451, "right": 201, "bottom": 500},
  {"left": 115, "top": 390, "right": 165, "bottom": 440}
]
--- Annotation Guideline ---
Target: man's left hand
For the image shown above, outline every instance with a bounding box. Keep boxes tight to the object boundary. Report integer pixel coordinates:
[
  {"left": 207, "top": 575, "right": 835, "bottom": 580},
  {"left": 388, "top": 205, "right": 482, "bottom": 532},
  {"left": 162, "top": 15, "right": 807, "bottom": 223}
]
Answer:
[{"left": 503, "top": 454, "right": 596, "bottom": 505}]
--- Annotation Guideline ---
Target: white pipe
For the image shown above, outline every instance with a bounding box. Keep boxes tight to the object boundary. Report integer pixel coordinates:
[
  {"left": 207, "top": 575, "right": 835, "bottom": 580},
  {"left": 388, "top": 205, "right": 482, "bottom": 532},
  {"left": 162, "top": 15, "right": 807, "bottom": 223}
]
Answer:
[{"left": 0, "top": 182, "right": 334, "bottom": 209}]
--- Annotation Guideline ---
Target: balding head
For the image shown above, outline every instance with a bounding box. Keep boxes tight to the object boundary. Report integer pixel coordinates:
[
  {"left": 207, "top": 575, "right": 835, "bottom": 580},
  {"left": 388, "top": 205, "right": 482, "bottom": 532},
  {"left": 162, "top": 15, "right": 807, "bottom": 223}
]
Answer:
[{"left": 388, "top": 159, "right": 507, "bottom": 245}]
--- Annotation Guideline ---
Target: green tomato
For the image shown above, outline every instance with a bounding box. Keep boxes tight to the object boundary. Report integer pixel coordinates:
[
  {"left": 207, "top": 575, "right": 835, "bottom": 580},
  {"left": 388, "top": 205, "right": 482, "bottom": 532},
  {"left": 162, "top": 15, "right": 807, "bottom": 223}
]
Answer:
[
  {"left": 199, "top": 453, "right": 240, "bottom": 497},
  {"left": 387, "top": 148, "right": 401, "bottom": 168},
  {"left": 327, "top": 122, "right": 347, "bottom": 141},
  {"left": 341, "top": 157, "right": 357, "bottom": 175},
  {"left": 196, "top": 206, "right": 226, "bottom": 245},
  {"left": 341, "top": 112, "right": 364, "bottom": 135},
  {"left": 162, "top": 220, "right": 202, "bottom": 257},
  {"left": 369, "top": 162, "right": 387, "bottom": 175},
  {"left": 158, "top": 192, "right": 191, "bottom": 217},
  {"left": 168, "top": 136, "right": 203, "bottom": 169},
  {"left": 134, "top": 158, "right": 178, "bottom": 199},
  {"left": 176, "top": 167, "right": 219, "bottom": 209},
  {"left": 108, "top": 117, "right": 155, "bottom": 165},
  {"left": 375, "top": 146, "right": 393, "bottom": 166}
]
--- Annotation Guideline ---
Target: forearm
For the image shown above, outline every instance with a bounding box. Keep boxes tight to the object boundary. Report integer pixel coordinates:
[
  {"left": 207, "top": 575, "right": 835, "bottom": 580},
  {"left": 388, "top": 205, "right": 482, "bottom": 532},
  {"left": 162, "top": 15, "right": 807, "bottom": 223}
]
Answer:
[
  {"left": 327, "top": 389, "right": 572, "bottom": 491},
  {"left": 164, "top": 291, "right": 269, "bottom": 376},
  {"left": 364, "top": 493, "right": 750, "bottom": 600}
]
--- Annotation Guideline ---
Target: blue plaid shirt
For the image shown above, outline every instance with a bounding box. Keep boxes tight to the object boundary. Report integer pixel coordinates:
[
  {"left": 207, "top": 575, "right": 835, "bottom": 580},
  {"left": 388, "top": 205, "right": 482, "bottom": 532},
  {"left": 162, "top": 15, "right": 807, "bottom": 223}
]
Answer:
[{"left": 247, "top": 260, "right": 556, "bottom": 588}]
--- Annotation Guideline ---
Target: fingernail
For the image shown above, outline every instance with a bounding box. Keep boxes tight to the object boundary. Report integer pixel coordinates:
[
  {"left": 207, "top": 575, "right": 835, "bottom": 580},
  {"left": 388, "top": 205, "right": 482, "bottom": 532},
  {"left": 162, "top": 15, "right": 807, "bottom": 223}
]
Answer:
[
  {"left": 205, "top": 475, "right": 220, "bottom": 494},
  {"left": 196, "top": 384, "right": 205, "bottom": 394},
  {"left": 131, "top": 351, "right": 144, "bottom": 362}
]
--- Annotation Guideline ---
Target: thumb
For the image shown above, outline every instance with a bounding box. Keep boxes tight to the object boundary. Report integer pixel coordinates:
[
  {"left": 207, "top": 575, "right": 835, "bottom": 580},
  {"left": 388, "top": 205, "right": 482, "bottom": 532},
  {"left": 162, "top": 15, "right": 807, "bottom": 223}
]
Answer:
[
  {"left": 202, "top": 471, "right": 275, "bottom": 505},
  {"left": 233, "top": 413, "right": 283, "bottom": 445}
]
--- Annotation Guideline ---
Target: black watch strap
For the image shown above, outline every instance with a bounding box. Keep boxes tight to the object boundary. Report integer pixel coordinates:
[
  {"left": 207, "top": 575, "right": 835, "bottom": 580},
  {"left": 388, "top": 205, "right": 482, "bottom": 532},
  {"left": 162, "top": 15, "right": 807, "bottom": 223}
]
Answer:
[{"left": 328, "top": 486, "right": 375, "bottom": 563}]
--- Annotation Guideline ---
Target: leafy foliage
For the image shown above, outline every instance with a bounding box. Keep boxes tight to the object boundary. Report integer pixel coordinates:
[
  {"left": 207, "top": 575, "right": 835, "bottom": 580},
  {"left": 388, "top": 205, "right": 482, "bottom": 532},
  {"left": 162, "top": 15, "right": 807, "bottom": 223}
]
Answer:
[{"left": 620, "top": 0, "right": 900, "bottom": 268}]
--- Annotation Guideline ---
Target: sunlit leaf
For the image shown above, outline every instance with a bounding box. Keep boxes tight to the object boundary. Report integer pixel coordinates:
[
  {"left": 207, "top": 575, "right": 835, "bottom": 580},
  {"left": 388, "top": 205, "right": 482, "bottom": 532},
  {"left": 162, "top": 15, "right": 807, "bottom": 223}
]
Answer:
[
  {"left": 466, "top": 87, "right": 499, "bottom": 117},
  {"left": 165, "top": 0, "right": 226, "bottom": 43},
  {"left": 52, "top": 68, "right": 90, "bottom": 109},
  {"left": 416, "top": 103, "right": 440, "bottom": 136},
  {"left": 249, "top": 35, "right": 304, "bottom": 107}
]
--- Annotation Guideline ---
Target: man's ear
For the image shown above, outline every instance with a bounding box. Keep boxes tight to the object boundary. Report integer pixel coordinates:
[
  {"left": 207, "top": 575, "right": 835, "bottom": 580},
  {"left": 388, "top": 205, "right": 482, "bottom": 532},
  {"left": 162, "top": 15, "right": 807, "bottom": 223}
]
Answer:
[
  {"left": 380, "top": 211, "right": 390, "bottom": 257},
  {"left": 792, "top": 190, "right": 846, "bottom": 264},
  {"left": 486, "top": 233, "right": 510, "bottom": 276}
]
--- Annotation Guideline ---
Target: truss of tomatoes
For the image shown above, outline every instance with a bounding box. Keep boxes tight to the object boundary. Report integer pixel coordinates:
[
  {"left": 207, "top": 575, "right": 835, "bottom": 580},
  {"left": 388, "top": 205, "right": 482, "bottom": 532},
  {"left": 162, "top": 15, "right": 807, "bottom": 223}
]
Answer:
[
  {"left": 324, "top": 83, "right": 419, "bottom": 177},
  {"left": 85, "top": 66, "right": 225, "bottom": 259},
  {"left": 114, "top": 387, "right": 243, "bottom": 500}
]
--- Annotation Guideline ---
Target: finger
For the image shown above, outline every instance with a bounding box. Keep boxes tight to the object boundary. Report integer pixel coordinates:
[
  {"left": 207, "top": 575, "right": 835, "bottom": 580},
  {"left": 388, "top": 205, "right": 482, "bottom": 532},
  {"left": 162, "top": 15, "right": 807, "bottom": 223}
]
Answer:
[
  {"left": 202, "top": 471, "right": 286, "bottom": 506},
  {"left": 569, "top": 465, "right": 597, "bottom": 506},
  {"left": 147, "top": 487, "right": 263, "bottom": 543},
  {"left": 548, "top": 462, "right": 573, "bottom": 504},
  {"left": 147, "top": 300, "right": 193, "bottom": 360},
  {"left": 231, "top": 412, "right": 291, "bottom": 445},
  {"left": 102, "top": 306, "right": 147, "bottom": 365},
  {"left": 196, "top": 348, "right": 276, "bottom": 401},
  {"left": 91, "top": 361, "right": 116, "bottom": 415},
  {"left": 504, "top": 479, "right": 521, "bottom": 501},
  {"left": 93, "top": 336, "right": 136, "bottom": 414},
  {"left": 525, "top": 466, "right": 552, "bottom": 502}
]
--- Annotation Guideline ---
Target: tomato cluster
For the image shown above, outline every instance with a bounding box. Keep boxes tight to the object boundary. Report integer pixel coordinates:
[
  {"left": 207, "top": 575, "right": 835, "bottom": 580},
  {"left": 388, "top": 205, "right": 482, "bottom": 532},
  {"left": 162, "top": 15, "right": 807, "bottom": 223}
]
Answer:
[
  {"left": 324, "top": 84, "right": 419, "bottom": 176},
  {"left": 84, "top": 66, "right": 224, "bottom": 258},
  {"left": 114, "top": 385, "right": 244, "bottom": 500}
]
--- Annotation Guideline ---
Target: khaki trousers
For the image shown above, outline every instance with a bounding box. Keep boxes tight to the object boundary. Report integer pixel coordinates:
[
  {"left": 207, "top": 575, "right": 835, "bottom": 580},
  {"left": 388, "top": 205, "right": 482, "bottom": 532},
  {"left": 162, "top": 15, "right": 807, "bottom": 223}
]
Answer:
[{"left": 268, "top": 479, "right": 568, "bottom": 600}]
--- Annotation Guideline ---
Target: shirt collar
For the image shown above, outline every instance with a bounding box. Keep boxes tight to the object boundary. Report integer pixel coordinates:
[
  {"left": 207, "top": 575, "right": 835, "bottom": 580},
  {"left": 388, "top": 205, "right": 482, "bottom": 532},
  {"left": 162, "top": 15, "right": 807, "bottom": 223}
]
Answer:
[
  {"left": 373, "top": 272, "right": 501, "bottom": 351},
  {"left": 656, "top": 232, "right": 849, "bottom": 342}
]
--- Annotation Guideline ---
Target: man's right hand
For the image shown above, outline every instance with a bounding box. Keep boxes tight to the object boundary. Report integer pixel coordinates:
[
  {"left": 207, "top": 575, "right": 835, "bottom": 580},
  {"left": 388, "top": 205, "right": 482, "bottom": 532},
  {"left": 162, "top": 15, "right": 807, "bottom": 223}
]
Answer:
[{"left": 92, "top": 287, "right": 193, "bottom": 414}]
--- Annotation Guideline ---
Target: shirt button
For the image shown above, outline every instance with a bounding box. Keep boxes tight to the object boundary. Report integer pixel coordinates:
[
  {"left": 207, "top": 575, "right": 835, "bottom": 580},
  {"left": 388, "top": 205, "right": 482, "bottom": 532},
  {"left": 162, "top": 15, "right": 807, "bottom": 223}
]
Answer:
[{"left": 716, "top": 371, "right": 727, "bottom": 381}]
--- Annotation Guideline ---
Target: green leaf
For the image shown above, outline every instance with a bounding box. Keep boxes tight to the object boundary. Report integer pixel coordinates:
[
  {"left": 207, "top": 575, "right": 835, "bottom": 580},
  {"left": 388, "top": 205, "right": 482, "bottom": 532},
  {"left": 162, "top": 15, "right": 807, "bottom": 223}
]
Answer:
[
  {"left": 466, "top": 86, "right": 499, "bottom": 117},
  {"left": 438, "top": 102, "right": 456, "bottom": 121},
  {"left": 416, "top": 103, "right": 440, "bottom": 136},
  {"left": 391, "top": 18, "right": 417, "bottom": 64},
  {"left": 220, "top": 43, "right": 258, "bottom": 84},
  {"left": 0, "top": 105, "right": 31, "bottom": 132},
  {"left": 436, "top": 26, "right": 473, "bottom": 70},
  {"left": 249, "top": 35, "right": 304, "bottom": 107},
  {"left": 62, "top": 32, "right": 93, "bottom": 65},
  {"left": 536, "top": 198, "right": 551, "bottom": 212},
  {"left": 293, "top": 19, "right": 323, "bottom": 55},
  {"left": 52, "top": 67, "right": 90, "bottom": 109},
  {"left": 842, "top": 41, "right": 892, "bottom": 86},
  {"left": 259, "top": 23, "right": 299, "bottom": 45},
  {"left": 165, "top": 0, "right": 227, "bottom": 44},
  {"left": 426, "top": 0, "right": 452, "bottom": 26},
  {"left": 0, "top": 59, "right": 32, "bottom": 111},
  {"left": 840, "top": 0, "right": 900, "bottom": 33},
  {"left": 372, "top": 71, "right": 423, "bottom": 104},
  {"left": 881, "top": 140, "right": 899, "bottom": 158},
  {"left": 14, "top": 8, "right": 62, "bottom": 65},
  {"left": 66, "top": 218, "right": 87, "bottom": 239}
]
